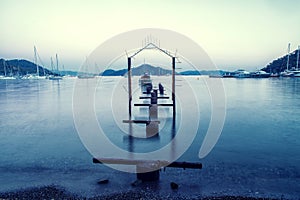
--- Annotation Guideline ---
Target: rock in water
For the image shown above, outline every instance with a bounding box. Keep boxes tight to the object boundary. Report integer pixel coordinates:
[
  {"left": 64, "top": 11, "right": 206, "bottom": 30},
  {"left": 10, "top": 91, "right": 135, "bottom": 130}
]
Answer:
[
  {"left": 131, "top": 179, "right": 142, "bottom": 187},
  {"left": 97, "top": 179, "right": 109, "bottom": 184},
  {"left": 170, "top": 182, "right": 179, "bottom": 190}
]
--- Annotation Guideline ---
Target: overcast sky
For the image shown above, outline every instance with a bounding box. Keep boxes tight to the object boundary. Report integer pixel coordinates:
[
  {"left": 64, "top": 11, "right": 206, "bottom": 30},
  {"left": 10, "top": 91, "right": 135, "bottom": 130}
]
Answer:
[{"left": 0, "top": 0, "right": 300, "bottom": 71}]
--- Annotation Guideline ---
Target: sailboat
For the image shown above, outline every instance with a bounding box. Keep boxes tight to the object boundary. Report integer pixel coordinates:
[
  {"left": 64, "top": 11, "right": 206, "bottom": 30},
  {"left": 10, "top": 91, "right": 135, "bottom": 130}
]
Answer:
[
  {"left": 49, "top": 54, "right": 63, "bottom": 80},
  {"left": 33, "top": 46, "right": 46, "bottom": 79},
  {"left": 0, "top": 59, "right": 15, "bottom": 79},
  {"left": 293, "top": 45, "right": 300, "bottom": 77},
  {"left": 23, "top": 46, "right": 46, "bottom": 79},
  {"left": 280, "top": 43, "right": 294, "bottom": 77}
]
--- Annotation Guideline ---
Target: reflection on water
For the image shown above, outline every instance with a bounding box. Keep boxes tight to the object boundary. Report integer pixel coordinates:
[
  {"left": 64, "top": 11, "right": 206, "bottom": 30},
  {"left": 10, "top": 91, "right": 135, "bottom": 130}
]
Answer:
[
  {"left": 72, "top": 76, "right": 199, "bottom": 173},
  {"left": 0, "top": 77, "right": 300, "bottom": 198}
]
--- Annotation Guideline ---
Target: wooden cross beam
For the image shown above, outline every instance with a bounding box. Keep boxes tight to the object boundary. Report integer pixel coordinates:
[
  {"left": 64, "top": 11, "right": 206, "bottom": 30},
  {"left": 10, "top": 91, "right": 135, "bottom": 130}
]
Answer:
[
  {"left": 134, "top": 103, "right": 174, "bottom": 107},
  {"left": 139, "top": 96, "right": 170, "bottom": 99},
  {"left": 123, "top": 119, "right": 160, "bottom": 124},
  {"left": 92, "top": 158, "right": 202, "bottom": 169}
]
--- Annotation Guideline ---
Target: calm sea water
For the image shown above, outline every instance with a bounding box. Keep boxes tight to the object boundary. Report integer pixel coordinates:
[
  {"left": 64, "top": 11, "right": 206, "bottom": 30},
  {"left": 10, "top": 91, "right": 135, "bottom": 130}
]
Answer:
[{"left": 0, "top": 77, "right": 299, "bottom": 199}]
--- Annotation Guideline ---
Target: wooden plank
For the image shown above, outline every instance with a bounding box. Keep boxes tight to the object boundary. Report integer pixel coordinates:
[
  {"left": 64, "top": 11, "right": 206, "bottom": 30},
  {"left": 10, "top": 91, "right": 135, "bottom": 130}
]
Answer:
[
  {"left": 168, "top": 162, "right": 202, "bottom": 169},
  {"left": 123, "top": 119, "right": 160, "bottom": 124},
  {"left": 157, "top": 103, "right": 173, "bottom": 106},
  {"left": 93, "top": 158, "right": 170, "bottom": 166},
  {"left": 134, "top": 103, "right": 151, "bottom": 106},
  {"left": 134, "top": 103, "right": 173, "bottom": 107},
  {"left": 139, "top": 96, "right": 170, "bottom": 99},
  {"left": 93, "top": 158, "right": 202, "bottom": 169}
]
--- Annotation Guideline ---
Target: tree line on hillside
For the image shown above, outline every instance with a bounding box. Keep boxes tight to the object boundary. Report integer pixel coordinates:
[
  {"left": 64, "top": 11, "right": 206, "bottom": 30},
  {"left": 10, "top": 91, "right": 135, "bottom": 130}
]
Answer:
[
  {"left": 262, "top": 49, "right": 299, "bottom": 73},
  {"left": 0, "top": 59, "right": 53, "bottom": 76}
]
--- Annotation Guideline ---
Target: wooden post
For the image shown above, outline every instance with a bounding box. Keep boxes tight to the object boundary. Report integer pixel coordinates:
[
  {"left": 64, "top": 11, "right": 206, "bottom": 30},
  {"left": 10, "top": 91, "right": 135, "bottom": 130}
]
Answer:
[
  {"left": 128, "top": 57, "right": 132, "bottom": 117},
  {"left": 147, "top": 90, "right": 159, "bottom": 137},
  {"left": 172, "top": 57, "right": 176, "bottom": 119}
]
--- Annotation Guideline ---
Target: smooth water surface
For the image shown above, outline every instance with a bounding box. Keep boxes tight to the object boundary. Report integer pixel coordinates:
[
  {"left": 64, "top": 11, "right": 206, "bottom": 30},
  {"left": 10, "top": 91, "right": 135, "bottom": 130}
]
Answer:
[{"left": 0, "top": 77, "right": 299, "bottom": 199}]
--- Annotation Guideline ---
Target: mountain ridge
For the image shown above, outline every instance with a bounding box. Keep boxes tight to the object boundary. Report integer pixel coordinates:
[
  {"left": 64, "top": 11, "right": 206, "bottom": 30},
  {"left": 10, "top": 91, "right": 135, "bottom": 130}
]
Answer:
[
  {"left": 101, "top": 64, "right": 175, "bottom": 76},
  {"left": 3, "top": 49, "right": 299, "bottom": 77},
  {"left": 262, "top": 48, "right": 300, "bottom": 73},
  {"left": 0, "top": 59, "right": 54, "bottom": 76}
]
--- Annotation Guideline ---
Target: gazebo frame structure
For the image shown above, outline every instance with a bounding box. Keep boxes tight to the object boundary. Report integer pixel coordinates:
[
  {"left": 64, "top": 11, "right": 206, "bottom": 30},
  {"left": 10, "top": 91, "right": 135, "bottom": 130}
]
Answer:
[{"left": 127, "top": 42, "right": 176, "bottom": 119}]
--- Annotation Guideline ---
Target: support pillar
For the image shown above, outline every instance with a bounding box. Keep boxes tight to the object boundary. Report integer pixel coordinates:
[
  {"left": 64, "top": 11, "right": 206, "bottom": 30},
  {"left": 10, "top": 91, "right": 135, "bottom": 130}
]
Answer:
[
  {"left": 146, "top": 90, "right": 159, "bottom": 137},
  {"left": 172, "top": 57, "right": 176, "bottom": 119},
  {"left": 136, "top": 164, "right": 160, "bottom": 182},
  {"left": 128, "top": 57, "right": 132, "bottom": 117}
]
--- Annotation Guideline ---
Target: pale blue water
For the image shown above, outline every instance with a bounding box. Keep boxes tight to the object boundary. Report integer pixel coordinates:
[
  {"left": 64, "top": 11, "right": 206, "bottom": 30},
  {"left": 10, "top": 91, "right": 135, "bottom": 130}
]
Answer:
[{"left": 0, "top": 77, "right": 299, "bottom": 199}]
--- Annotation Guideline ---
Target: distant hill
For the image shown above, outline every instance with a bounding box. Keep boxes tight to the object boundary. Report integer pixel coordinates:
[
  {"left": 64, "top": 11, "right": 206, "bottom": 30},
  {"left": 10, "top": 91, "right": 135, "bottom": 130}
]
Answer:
[
  {"left": 0, "top": 59, "right": 54, "bottom": 76},
  {"left": 101, "top": 69, "right": 127, "bottom": 76},
  {"left": 101, "top": 64, "right": 202, "bottom": 76},
  {"left": 101, "top": 64, "right": 173, "bottom": 76},
  {"left": 0, "top": 58, "right": 80, "bottom": 76},
  {"left": 131, "top": 64, "right": 173, "bottom": 76},
  {"left": 262, "top": 48, "right": 300, "bottom": 73}
]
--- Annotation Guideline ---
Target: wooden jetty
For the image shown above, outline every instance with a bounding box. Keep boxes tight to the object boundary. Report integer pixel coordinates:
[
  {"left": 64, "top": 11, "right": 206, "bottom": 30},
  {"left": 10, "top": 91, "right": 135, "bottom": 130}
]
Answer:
[{"left": 93, "top": 40, "right": 202, "bottom": 183}]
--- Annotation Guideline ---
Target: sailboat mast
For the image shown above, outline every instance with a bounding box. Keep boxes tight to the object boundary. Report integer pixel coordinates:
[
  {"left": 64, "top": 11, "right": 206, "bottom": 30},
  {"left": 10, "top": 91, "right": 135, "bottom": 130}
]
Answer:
[
  {"left": 297, "top": 45, "right": 300, "bottom": 70},
  {"left": 56, "top": 54, "right": 59, "bottom": 72},
  {"left": 34, "top": 46, "right": 39, "bottom": 76},
  {"left": 286, "top": 43, "right": 290, "bottom": 71}
]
